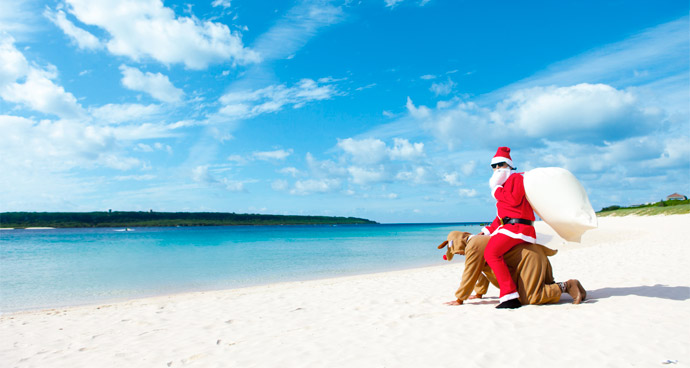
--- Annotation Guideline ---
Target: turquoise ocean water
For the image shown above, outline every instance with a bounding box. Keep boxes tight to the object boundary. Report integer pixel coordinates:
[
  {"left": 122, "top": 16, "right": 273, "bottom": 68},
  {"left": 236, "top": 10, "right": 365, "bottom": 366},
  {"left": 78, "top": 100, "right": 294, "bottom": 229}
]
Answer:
[{"left": 0, "top": 223, "right": 481, "bottom": 313}]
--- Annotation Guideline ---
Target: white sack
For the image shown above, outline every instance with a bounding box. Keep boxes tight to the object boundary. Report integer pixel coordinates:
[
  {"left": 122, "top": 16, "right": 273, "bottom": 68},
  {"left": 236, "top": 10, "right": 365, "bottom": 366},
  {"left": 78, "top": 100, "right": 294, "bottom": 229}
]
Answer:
[{"left": 524, "top": 167, "right": 597, "bottom": 242}]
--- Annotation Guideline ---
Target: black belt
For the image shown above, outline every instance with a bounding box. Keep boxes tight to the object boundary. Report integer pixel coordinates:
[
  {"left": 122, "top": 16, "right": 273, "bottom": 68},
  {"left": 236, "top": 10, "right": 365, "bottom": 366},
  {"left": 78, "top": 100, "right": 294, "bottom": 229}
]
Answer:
[{"left": 500, "top": 217, "right": 533, "bottom": 226}]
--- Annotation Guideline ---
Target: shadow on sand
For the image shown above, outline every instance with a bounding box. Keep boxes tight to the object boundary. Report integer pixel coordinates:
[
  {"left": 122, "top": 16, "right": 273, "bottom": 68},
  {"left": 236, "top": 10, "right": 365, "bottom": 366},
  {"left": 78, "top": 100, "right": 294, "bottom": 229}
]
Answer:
[{"left": 587, "top": 284, "right": 690, "bottom": 301}]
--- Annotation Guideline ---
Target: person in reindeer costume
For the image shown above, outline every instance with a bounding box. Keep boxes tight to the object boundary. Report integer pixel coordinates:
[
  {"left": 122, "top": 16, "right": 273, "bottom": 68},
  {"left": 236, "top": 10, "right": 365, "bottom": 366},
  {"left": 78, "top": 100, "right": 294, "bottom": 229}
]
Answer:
[
  {"left": 482, "top": 146, "right": 536, "bottom": 309},
  {"left": 438, "top": 231, "right": 586, "bottom": 306}
]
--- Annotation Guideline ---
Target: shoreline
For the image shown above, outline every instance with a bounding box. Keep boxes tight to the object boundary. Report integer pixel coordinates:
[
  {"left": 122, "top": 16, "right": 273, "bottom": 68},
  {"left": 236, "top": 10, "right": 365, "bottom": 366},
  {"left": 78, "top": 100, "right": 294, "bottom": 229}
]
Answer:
[{"left": 2, "top": 214, "right": 689, "bottom": 367}]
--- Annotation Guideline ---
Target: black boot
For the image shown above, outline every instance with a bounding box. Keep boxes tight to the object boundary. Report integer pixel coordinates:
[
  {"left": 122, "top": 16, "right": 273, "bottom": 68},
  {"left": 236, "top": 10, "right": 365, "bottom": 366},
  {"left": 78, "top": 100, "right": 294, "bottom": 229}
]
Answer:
[{"left": 496, "top": 298, "right": 521, "bottom": 309}]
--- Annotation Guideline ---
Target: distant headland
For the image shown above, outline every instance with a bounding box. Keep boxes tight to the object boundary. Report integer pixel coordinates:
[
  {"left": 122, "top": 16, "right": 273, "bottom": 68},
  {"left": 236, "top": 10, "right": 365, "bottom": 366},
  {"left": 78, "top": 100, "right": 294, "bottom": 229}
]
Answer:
[{"left": 0, "top": 211, "right": 378, "bottom": 229}]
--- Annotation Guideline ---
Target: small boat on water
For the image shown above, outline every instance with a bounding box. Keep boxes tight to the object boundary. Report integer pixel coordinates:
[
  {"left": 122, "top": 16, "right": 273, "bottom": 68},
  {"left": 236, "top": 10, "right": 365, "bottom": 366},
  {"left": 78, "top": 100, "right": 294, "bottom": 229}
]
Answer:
[{"left": 114, "top": 228, "right": 135, "bottom": 232}]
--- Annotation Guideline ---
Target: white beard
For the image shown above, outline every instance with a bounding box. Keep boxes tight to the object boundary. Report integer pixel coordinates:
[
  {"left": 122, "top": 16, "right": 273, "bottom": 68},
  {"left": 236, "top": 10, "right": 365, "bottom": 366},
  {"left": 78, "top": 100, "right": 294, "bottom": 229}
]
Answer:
[{"left": 489, "top": 168, "right": 513, "bottom": 189}]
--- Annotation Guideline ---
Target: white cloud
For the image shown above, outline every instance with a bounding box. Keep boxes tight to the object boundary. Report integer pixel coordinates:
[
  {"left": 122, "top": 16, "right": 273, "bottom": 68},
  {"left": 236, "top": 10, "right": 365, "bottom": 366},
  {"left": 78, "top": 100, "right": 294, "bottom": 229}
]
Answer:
[
  {"left": 0, "top": 36, "right": 85, "bottom": 118},
  {"left": 251, "top": 2, "right": 343, "bottom": 61},
  {"left": 348, "top": 166, "right": 387, "bottom": 185},
  {"left": 430, "top": 77, "right": 456, "bottom": 96},
  {"left": 395, "top": 166, "right": 428, "bottom": 184},
  {"left": 253, "top": 149, "right": 293, "bottom": 161},
  {"left": 337, "top": 138, "right": 388, "bottom": 165},
  {"left": 420, "top": 74, "right": 436, "bottom": 80},
  {"left": 290, "top": 178, "right": 341, "bottom": 195},
  {"left": 0, "top": 34, "right": 29, "bottom": 86},
  {"left": 192, "top": 164, "right": 247, "bottom": 192},
  {"left": 388, "top": 138, "right": 424, "bottom": 160},
  {"left": 385, "top": 0, "right": 405, "bottom": 8},
  {"left": 0, "top": 1, "right": 35, "bottom": 37},
  {"left": 227, "top": 154, "right": 247, "bottom": 164},
  {"left": 458, "top": 188, "right": 478, "bottom": 197},
  {"left": 406, "top": 97, "right": 431, "bottom": 119},
  {"left": 501, "top": 83, "right": 659, "bottom": 141},
  {"left": 306, "top": 153, "right": 347, "bottom": 177},
  {"left": 415, "top": 83, "right": 662, "bottom": 149},
  {"left": 1, "top": 68, "right": 85, "bottom": 118},
  {"left": 218, "top": 78, "right": 339, "bottom": 120},
  {"left": 90, "top": 103, "right": 162, "bottom": 124},
  {"left": 0, "top": 115, "right": 144, "bottom": 171},
  {"left": 211, "top": 0, "right": 232, "bottom": 9},
  {"left": 120, "top": 65, "right": 183, "bottom": 103},
  {"left": 45, "top": 9, "right": 102, "bottom": 50},
  {"left": 114, "top": 174, "right": 156, "bottom": 181},
  {"left": 63, "top": 0, "right": 259, "bottom": 69},
  {"left": 279, "top": 167, "right": 300, "bottom": 177},
  {"left": 443, "top": 172, "right": 462, "bottom": 186}
]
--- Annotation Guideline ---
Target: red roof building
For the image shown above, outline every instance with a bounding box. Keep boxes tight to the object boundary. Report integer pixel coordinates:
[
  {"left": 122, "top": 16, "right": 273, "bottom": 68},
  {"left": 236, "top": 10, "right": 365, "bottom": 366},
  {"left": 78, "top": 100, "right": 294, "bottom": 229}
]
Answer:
[{"left": 666, "top": 193, "right": 687, "bottom": 200}]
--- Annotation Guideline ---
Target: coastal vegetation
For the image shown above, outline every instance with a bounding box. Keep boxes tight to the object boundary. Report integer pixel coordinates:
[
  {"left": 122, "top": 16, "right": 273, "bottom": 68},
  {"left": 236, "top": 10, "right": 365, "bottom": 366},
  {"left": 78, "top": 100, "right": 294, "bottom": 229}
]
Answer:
[
  {"left": 597, "top": 199, "right": 690, "bottom": 216},
  {"left": 0, "top": 211, "right": 377, "bottom": 228}
]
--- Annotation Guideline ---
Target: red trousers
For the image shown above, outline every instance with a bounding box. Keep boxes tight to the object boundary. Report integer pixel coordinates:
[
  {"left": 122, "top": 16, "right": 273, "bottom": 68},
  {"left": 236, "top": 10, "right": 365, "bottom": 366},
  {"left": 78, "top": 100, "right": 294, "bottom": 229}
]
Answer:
[{"left": 484, "top": 233, "right": 523, "bottom": 299}]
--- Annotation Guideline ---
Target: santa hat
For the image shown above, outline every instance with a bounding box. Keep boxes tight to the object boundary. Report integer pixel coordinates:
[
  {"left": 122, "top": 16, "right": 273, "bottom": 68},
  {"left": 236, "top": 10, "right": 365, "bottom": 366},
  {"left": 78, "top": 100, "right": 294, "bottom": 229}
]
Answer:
[{"left": 490, "top": 146, "right": 514, "bottom": 168}]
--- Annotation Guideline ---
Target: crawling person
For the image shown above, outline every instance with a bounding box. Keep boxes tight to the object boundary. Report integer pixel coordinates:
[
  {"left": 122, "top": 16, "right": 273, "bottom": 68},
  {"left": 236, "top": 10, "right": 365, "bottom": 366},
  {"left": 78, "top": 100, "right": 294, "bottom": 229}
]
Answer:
[{"left": 438, "top": 231, "right": 586, "bottom": 306}]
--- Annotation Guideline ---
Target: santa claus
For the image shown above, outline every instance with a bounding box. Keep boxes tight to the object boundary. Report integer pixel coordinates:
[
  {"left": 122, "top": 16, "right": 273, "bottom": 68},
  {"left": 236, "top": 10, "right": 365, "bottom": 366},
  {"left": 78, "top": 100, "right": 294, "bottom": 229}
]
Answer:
[{"left": 481, "top": 146, "right": 536, "bottom": 309}]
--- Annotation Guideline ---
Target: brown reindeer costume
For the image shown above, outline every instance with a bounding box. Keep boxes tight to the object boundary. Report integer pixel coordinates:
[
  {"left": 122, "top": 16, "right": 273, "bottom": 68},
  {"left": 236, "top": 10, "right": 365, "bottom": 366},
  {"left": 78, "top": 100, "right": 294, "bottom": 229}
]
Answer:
[{"left": 439, "top": 231, "right": 585, "bottom": 305}]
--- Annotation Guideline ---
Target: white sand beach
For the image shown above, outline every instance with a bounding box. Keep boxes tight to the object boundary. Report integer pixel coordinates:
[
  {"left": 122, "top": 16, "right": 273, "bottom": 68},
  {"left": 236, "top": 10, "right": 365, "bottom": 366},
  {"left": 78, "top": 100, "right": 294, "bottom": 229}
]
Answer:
[{"left": 2, "top": 214, "right": 689, "bottom": 367}]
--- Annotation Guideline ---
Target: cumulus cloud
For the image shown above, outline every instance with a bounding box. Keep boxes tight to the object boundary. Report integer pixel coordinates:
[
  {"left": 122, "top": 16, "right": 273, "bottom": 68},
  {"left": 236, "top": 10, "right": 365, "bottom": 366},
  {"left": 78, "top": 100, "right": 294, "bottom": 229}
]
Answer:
[
  {"left": 0, "top": 115, "right": 143, "bottom": 171},
  {"left": 388, "top": 138, "right": 424, "bottom": 160},
  {"left": 218, "top": 78, "right": 339, "bottom": 120},
  {"left": 0, "top": 36, "right": 85, "bottom": 118},
  {"left": 442, "top": 172, "right": 463, "bottom": 186},
  {"left": 413, "top": 83, "right": 663, "bottom": 149},
  {"left": 348, "top": 166, "right": 387, "bottom": 185},
  {"left": 337, "top": 137, "right": 425, "bottom": 165},
  {"left": 120, "top": 65, "right": 184, "bottom": 103},
  {"left": 63, "top": 0, "right": 259, "bottom": 69},
  {"left": 0, "top": 35, "right": 29, "bottom": 85},
  {"left": 337, "top": 138, "right": 388, "bottom": 165},
  {"left": 45, "top": 9, "right": 102, "bottom": 50},
  {"left": 499, "top": 83, "right": 658, "bottom": 141}
]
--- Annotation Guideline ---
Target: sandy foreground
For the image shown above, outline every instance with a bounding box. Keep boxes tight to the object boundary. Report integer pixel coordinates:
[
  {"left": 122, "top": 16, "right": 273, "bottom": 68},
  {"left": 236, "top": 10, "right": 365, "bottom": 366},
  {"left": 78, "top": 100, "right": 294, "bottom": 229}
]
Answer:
[{"left": 2, "top": 215, "right": 689, "bottom": 367}]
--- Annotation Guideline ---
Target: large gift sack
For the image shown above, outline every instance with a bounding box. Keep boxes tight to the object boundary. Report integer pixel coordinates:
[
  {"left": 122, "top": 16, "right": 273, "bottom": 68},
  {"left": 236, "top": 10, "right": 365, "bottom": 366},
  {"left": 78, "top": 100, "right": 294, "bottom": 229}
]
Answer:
[{"left": 524, "top": 167, "right": 597, "bottom": 242}]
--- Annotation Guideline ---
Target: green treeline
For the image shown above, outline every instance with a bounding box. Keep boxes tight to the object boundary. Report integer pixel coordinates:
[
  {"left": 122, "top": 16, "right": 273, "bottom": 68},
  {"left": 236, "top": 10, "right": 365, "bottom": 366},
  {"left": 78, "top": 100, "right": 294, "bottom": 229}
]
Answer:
[{"left": 0, "top": 211, "right": 378, "bottom": 228}]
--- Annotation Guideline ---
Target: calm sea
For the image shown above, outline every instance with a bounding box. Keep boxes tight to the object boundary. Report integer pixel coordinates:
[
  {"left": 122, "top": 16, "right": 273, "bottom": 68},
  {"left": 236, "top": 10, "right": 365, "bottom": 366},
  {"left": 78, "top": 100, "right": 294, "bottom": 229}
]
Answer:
[{"left": 0, "top": 223, "right": 481, "bottom": 313}]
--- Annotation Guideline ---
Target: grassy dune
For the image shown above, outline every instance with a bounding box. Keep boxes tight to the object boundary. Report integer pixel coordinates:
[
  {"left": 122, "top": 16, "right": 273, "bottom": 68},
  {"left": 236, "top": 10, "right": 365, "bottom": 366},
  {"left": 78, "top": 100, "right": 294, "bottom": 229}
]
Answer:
[{"left": 597, "top": 203, "right": 690, "bottom": 217}]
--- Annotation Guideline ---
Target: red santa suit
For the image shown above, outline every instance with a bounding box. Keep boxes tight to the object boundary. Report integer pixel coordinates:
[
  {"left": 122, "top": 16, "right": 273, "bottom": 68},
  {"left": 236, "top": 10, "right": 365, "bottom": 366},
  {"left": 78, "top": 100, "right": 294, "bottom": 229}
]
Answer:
[{"left": 481, "top": 147, "right": 536, "bottom": 307}]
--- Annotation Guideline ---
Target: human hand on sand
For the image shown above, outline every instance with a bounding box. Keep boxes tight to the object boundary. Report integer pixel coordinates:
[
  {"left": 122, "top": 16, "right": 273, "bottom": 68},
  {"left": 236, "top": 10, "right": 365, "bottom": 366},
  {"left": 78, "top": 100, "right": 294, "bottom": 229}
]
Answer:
[
  {"left": 444, "top": 299, "right": 463, "bottom": 306},
  {"left": 468, "top": 294, "right": 483, "bottom": 300}
]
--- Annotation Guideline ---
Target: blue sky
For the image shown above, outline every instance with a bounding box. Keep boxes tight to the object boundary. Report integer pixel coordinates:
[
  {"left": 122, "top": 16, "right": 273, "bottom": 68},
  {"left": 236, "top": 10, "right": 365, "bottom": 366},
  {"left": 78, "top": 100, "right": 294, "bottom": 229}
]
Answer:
[{"left": 1, "top": 0, "right": 688, "bottom": 223}]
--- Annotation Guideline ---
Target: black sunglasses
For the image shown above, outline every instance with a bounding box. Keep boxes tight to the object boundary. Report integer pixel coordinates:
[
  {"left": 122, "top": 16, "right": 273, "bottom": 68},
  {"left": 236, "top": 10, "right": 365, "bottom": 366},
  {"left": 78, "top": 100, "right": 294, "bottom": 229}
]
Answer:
[{"left": 490, "top": 162, "right": 506, "bottom": 169}]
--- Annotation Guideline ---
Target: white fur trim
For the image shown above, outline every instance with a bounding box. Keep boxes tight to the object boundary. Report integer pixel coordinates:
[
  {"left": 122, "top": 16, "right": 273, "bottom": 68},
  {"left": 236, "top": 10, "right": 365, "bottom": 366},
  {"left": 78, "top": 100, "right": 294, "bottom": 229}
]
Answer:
[
  {"left": 499, "top": 292, "right": 519, "bottom": 303},
  {"left": 496, "top": 228, "right": 536, "bottom": 243},
  {"left": 481, "top": 227, "right": 491, "bottom": 235},
  {"left": 491, "top": 185, "right": 502, "bottom": 199},
  {"left": 467, "top": 234, "right": 475, "bottom": 241},
  {"left": 491, "top": 156, "right": 514, "bottom": 168}
]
